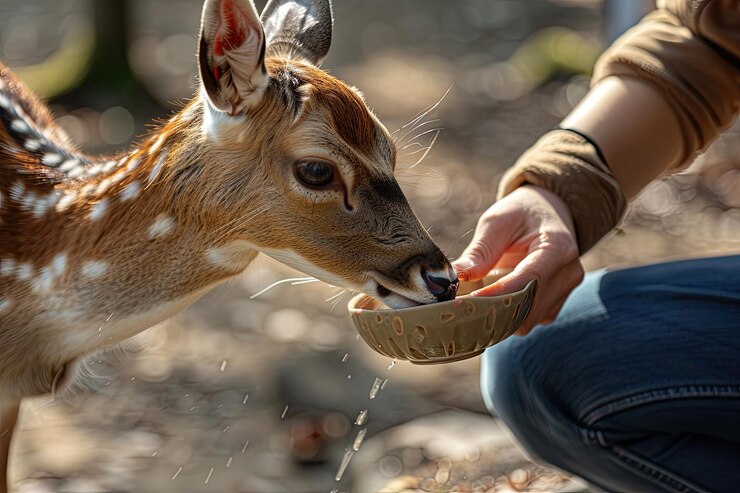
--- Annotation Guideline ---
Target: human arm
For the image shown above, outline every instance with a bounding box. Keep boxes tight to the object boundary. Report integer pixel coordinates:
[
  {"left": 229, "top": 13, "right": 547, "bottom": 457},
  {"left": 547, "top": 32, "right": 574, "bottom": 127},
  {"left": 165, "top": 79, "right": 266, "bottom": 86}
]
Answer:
[{"left": 454, "top": 0, "right": 740, "bottom": 334}]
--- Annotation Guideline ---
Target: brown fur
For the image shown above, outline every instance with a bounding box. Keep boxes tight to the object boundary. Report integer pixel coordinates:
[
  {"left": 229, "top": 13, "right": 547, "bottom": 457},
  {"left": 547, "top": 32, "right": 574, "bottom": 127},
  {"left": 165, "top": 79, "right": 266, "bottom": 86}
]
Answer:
[{"left": 0, "top": 2, "right": 456, "bottom": 489}]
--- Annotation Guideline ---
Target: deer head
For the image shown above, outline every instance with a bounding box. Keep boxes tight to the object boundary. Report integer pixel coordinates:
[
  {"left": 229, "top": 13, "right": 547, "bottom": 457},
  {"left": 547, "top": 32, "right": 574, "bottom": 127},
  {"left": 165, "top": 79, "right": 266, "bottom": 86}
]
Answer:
[{"left": 194, "top": 0, "right": 458, "bottom": 307}]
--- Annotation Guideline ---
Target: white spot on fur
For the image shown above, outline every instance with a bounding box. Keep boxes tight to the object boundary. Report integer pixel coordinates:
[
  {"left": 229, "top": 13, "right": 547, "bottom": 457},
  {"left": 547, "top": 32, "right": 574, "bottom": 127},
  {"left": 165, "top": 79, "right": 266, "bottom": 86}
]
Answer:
[
  {"left": 57, "top": 192, "right": 77, "bottom": 212},
  {"left": 0, "top": 93, "right": 10, "bottom": 110},
  {"left": 25, "top": 139, "right": 41, "bottom": 151},
  {"left": 21, "top": 191, "right": 37, "bottom": 211},
  {"left": 42, "top": 153, "right": 63, "bottom": 166},
  {"left": 120, "top": 181, "right": 141, "bottom": 202},
  {"left": 0, "top": 258, "right": 17, "bottom": 277},
  {"left": 32, "top": 192, "right": 61, "bottom": 218},
  {"left": 147, "top": 149, "right": 168, "bottom": 185},
  {"left": 126, "top": 158, "right": 141, "bottom": 172},
  {"left": 31, "top": 254, "right": 67, "bottom": 293},
  {"left": 67, "top": 166, "right": 85, "bottom": 180},
  {"left": 89, "top": 199, "right": 109, "bottom": 222},
  {"left": 149, "top": 133, "right": 167, "bottom": 155},
  {"left": 9, "top": 181, "right": 25, "bottom": 201},
  {"left": 111, "top": 172, "right": 126, "bottom": 185},
  {"left": 0, "top": 299, "right": 11, "bottom": 314},
  {"left": 52, "top": 253, "right": 68, "bottom": 278},
  {"left": 11, "top": 119, "right": 29, "bottom": 133},
  {"left": 16, "top": 263, "right": 33, "bottom": 281},
  {"left": 96, "top": 178, "right": 113, "bottom": 196},
  {"left": 103, "top": 160, "right": 117, "bottom": 172},
  {"left": 60, "top": 159, "right": 80, "bottom": 172},
  {"left": 81, "top": 260, "right": 109, "bottom": 279},
  {"left": 205, "top": 240, "right": 258, "bottom": 273},
  {"left": 34, "top": 267, "right": 54, "bottom": 293},
  {"left": 148, "top": 215, "right": 176, "bottom": 238},
  {"left": 79, "top": 183, "right": 96, "bottom": 198},
  {"left": 12, "top": 102, "right": 25, "bottom": 117},
  {"left": 87, "top": 164, "right": 103, "bottom": 176}
]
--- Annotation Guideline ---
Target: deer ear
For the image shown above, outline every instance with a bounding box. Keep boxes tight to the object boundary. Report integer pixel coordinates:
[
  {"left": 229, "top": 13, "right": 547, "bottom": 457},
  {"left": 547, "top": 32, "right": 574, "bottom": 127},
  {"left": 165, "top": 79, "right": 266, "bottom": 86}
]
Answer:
[
  {"left": 198, "top": 0, "right": 268, "bottom": 115},
  {"left": 261, "top": 0, "right": 334, "bottom": 66}
]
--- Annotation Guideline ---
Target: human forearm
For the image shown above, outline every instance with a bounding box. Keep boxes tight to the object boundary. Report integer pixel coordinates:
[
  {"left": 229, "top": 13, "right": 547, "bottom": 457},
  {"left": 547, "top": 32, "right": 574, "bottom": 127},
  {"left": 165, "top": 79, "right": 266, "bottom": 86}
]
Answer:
[
  {"left": 561, "top": 76, "right": 684, "bottom": 200},
  {"left": 499, "top": 1, "right": 739, "bottom": 253}
]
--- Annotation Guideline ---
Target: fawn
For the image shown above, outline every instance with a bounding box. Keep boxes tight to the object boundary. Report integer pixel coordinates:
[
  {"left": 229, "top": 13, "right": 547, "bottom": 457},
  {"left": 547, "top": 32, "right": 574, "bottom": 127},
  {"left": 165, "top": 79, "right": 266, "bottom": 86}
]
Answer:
[{"left": 0, "top": 0, "right": 458, "bottom": 489}]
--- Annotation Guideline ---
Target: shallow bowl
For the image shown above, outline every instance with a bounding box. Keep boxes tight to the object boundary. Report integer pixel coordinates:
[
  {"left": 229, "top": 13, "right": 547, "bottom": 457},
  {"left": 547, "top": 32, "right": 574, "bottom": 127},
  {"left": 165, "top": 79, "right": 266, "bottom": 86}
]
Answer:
[{"left": 348, "top": 275, "right": 536, "bottom": 365}]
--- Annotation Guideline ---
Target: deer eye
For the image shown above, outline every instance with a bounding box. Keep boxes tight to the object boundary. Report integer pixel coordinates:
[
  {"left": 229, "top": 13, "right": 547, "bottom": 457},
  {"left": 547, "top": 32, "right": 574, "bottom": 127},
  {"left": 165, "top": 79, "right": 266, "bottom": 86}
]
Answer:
[{"left": 295, "top": 160, "right": 335, "bottom": 188}]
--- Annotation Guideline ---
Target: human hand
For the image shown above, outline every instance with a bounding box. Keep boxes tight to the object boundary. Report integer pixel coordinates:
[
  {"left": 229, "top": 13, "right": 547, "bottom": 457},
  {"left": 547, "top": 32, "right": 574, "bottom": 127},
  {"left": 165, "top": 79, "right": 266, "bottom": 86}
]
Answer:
[{"left": 452, "top": 185, "right": 584, "bottom": 335}]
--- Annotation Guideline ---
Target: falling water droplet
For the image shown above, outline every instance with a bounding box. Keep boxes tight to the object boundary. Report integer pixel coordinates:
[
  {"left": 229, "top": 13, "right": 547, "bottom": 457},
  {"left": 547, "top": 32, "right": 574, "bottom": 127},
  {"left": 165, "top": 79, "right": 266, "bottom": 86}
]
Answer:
[
  {"left": 347, "top": 374, "right": 352, "bottom": 380},
  {"left": 220, "top": 360, "right": 228, "bottom": 372},
  {"left": 341, "top": 353, "right": 349, "bottom": 363},
  {"left": 355, "top": 334, "right": 360, "bottom": 340},
  {"left": 172, "top": 466, "right": 182, "bottom": 480},
  {"left": 381, "top": 378, "right": 390, "bottom": 390},
  {"left": 226, "top": 456, "right": 233, "bottom": 468},
  {"left": 352, "top": 429, "right": 367, "bottom": 451},
  {"left": 355, "top": 410, "right": 368, "bottom": 426},
  {"left": 386, "top": 359, "right": 396, "bottom": 372},
  {"left": 222, "top": 425, "right": 231, "bottom": 433},
  {"left": 241, "top": 440, "right": 249, "bottom": 454},
  {"left": 369, "top": 378, "right": 382, "bottom": 399},
  {"left": 281, "top": 405, "right": 289, "bottom": 419},
  {"left": 242, "top": 393, "right": 249, "bottom": 405},
  {"left": 204, "top": 467, "right": 214, "bottom": 484},
  {"left": 335, "top": 449, "right": 355, "bottom": 481}
]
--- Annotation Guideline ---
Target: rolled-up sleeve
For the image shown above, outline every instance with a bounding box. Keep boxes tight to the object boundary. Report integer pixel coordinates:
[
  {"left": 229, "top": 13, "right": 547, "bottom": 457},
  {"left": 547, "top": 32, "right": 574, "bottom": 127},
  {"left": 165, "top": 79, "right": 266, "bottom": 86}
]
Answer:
[
  {"left": 498, "top": 0, "right": 739, "bottom": 253},
  {"left": 592, "top": 0, "right": 739, "bottom": 168}
]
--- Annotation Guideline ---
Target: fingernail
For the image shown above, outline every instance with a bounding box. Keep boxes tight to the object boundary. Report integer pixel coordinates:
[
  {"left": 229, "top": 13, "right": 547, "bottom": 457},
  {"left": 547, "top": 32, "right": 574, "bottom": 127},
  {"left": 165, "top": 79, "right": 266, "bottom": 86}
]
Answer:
[{"left": 452, "top": 260, "right": 471, "bottom": 282}]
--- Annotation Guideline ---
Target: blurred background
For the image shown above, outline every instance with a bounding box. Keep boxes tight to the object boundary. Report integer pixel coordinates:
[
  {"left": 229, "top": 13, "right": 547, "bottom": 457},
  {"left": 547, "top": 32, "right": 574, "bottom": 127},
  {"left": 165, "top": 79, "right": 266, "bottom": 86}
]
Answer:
[{"left": 1, "top": 0, "right": 738, "bottom": 492}]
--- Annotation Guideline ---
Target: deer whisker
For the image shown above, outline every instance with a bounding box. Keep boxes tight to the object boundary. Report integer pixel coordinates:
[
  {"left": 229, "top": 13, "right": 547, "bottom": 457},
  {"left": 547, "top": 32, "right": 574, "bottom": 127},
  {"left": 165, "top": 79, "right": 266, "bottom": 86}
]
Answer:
[{"left": 249, "top": 277, "right": 319, "bottom": 300}]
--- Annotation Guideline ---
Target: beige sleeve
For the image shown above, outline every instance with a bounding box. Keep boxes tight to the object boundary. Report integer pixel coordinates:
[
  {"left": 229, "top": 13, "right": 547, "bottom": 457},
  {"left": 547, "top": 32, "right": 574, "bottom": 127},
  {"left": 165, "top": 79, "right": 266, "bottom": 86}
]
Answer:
[
  {"left": 592, "top": 1, "right": 740, "bottom": 167},
  {"left": 498, "top": 130, "right": 628, "bottom": 253},
  {"left": 498, "top": 0, "right": 740, "bottom": 253}
]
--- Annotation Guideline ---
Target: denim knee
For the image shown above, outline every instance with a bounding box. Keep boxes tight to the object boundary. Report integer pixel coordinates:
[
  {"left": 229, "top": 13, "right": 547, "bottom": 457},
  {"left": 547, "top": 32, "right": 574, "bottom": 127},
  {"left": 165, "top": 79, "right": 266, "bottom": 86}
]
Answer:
[
  {"left": 479, "top": 271, "right": 610, "bottom": 465},
  {"left": 481, "top": 337, "right": 573, "bottom": 467}
]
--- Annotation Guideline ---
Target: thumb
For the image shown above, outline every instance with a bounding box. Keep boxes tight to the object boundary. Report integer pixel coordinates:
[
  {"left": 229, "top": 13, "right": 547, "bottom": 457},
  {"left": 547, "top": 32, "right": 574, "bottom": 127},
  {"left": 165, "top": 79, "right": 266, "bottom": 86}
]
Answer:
[{"left": 452, "top": 216, "right": 516, "bottom": 282}]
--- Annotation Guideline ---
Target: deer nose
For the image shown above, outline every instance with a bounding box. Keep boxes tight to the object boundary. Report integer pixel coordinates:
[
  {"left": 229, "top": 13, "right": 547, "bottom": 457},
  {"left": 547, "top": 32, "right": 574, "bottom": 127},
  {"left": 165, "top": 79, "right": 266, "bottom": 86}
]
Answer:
[{"left": 423, "top": 270, "right": 459, "bottom": 302}]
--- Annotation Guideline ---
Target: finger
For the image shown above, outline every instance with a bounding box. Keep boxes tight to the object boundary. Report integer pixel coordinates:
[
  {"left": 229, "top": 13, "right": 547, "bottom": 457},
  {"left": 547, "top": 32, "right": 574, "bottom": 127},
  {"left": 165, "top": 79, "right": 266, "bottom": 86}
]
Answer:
[
  {"left": 471, "top": 246, "right": 562, "bottom": 298},
  {"left": 452, "top": 211, "right": 523, "bottom": 283},
  {"left": 493, "top": 251, "right": 527, "bottom": 270}
]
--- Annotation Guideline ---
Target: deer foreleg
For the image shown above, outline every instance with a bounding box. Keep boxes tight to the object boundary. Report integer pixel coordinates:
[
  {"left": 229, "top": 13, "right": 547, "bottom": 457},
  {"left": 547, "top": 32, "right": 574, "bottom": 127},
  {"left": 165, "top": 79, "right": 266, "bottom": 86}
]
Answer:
[{"left": 0, "top": 401, "right": 19, "bottom": 493}]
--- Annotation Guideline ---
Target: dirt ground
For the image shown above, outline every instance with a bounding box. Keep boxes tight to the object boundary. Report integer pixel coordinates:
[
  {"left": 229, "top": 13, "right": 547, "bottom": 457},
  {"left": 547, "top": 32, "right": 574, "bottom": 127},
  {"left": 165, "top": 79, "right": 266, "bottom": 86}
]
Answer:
[{"left": 3, "top": 0, "right": 739, "bottom": 492}]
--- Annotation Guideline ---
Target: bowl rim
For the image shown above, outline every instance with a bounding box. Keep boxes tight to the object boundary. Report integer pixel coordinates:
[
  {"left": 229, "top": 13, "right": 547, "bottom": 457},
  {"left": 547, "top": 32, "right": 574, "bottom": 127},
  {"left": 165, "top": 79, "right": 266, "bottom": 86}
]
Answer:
[{"left": 348, "top": 279, "right": 537, "bottom": 315}]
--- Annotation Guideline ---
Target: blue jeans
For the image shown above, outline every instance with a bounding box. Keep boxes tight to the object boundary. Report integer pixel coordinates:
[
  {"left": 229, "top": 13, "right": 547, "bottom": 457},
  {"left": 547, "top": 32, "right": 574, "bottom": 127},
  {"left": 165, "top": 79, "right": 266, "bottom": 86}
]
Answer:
[{"left": 481, "top": 256, "right": 740, "bottom": 493}]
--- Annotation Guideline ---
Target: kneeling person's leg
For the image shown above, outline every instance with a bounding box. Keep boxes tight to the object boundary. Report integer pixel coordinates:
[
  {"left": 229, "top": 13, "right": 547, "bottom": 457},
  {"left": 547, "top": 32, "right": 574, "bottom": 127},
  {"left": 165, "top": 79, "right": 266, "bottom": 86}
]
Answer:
[{"left": 481, "top": 256, "right": 740, "bottom": 492}]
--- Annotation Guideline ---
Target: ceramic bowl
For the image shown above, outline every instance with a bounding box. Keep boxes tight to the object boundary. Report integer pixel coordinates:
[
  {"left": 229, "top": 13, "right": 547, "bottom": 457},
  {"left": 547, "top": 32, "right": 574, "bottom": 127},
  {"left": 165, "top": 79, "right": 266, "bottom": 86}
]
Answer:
[{"left": 348, "top": 273, "right": 537, "bottom": 365}]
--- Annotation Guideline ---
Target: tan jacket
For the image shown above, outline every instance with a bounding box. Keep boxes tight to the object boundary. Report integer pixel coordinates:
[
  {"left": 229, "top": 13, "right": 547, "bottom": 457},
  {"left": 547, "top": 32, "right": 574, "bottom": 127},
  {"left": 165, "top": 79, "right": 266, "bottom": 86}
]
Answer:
[{"left": 499, "top": 0, "right": 739, "bottom": 253}]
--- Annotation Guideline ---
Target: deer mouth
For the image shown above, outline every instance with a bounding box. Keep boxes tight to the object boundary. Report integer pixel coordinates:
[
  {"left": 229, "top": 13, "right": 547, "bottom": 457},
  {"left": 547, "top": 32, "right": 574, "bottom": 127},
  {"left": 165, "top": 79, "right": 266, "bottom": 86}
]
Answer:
[
  {"left": 368, "top": 266, "right": 459, "bottom": 309},
  {"left": 375, "top": 282, "right": 424, "bottom": 309}
]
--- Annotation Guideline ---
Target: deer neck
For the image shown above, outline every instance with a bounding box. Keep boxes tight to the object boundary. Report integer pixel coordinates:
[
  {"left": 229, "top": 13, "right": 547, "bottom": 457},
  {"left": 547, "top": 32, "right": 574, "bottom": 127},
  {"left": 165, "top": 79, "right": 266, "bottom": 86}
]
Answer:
[{"left": 1, "top": 99, "right": 260, "bottom": 361}]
